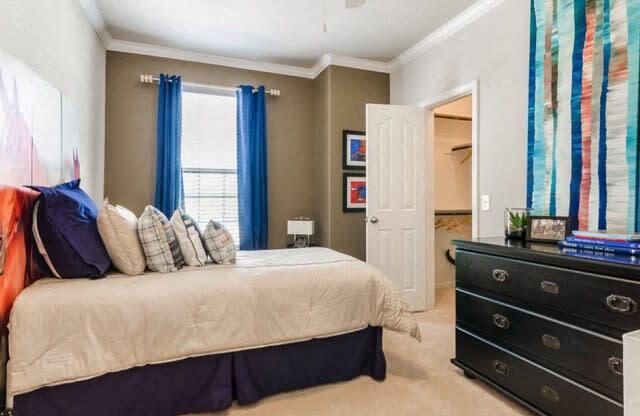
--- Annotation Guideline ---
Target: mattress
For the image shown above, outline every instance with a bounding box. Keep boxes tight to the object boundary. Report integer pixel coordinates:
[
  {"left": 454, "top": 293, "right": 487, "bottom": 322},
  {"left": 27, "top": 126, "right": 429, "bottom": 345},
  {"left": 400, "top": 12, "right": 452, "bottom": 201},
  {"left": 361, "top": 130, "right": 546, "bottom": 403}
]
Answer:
[{"left": 6, "top": 247, "right": 420, "bottom": 404}]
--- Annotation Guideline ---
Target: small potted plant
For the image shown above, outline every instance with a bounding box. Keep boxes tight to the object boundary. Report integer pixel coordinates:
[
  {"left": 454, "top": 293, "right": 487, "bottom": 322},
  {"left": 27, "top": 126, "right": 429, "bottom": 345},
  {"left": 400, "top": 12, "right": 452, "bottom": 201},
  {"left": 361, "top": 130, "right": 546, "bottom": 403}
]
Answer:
[{"left": 505, "top": 208, "right": 530, "bottom": 240}]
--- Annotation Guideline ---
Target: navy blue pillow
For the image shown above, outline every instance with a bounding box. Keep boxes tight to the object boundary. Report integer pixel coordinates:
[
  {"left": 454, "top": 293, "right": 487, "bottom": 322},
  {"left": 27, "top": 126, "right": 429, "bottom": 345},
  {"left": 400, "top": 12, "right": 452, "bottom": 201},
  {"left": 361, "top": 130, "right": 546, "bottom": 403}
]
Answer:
[{"left": 28, "top": 180, "right": 111, "bottom": 278}]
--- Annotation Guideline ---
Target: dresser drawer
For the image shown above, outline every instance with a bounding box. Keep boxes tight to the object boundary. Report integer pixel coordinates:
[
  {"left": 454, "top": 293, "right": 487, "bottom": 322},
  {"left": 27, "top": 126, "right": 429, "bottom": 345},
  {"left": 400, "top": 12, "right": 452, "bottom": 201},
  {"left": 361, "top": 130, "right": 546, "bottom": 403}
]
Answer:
[
  {"left": 455, "top": 328, "right": 623, "bottom": 416},
  {"left": 456, "top": 289, "right": 623, "bottom": 394},
  {"left": 456, "top": 250, "right": 640, "bottom": 332}
]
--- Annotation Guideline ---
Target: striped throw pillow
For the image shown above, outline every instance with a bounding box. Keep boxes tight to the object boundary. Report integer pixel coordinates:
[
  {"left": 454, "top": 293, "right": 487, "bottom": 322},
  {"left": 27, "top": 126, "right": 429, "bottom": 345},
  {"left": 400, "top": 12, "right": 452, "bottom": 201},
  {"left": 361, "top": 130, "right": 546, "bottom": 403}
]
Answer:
[{"left": 170, "top": 209, "right": 208, "bottom": 267}]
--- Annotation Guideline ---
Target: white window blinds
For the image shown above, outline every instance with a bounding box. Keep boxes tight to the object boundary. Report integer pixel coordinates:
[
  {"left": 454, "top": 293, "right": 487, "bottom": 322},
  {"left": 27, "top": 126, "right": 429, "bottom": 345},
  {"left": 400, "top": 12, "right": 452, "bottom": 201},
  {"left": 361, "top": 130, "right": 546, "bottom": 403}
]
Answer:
[{"left": 181, "top": 91, "right": 239, "bottom": 242}]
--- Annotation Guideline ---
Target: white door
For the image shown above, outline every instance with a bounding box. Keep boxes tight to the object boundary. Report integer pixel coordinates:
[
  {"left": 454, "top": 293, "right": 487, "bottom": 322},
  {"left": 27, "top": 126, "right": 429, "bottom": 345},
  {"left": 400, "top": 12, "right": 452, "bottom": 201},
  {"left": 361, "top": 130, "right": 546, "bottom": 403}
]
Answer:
[{"left": 366, "top": 104, "right": 431, "bottom": 311}]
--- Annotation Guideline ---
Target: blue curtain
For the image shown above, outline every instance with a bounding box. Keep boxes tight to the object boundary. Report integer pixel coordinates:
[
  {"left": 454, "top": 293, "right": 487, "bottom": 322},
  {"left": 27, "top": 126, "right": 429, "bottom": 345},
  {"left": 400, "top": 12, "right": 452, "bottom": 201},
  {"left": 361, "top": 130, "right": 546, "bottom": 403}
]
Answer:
[
  {"left": 154, "top": 74, "right": 184, "bottom": 217},
  {"left": 236, "top": 85, "right": 268, "bottom": 250}
]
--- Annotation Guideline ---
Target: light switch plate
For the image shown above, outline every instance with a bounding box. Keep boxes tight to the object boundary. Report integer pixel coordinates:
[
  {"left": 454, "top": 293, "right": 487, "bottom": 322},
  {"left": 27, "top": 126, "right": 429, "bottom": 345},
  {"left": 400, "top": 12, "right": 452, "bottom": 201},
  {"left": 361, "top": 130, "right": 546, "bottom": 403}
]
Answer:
[{"left": 481, "top": 194, "right": 491, "bottom": 211}]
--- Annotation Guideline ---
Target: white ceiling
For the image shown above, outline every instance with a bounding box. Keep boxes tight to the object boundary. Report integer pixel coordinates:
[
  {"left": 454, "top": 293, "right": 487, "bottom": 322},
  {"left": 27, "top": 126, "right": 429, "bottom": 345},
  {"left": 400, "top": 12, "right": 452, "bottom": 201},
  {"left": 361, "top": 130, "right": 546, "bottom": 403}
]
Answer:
[{"left": 93, "top": 0, "right": 479, "bottom": 68}]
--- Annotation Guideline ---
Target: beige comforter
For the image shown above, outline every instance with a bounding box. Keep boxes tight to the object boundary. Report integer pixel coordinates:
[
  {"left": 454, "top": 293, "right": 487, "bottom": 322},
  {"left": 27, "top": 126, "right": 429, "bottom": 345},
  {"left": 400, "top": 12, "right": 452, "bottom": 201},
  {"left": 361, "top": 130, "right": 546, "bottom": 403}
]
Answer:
[{"left": 6, "top": 248, "right": 420, "bottom": 404}]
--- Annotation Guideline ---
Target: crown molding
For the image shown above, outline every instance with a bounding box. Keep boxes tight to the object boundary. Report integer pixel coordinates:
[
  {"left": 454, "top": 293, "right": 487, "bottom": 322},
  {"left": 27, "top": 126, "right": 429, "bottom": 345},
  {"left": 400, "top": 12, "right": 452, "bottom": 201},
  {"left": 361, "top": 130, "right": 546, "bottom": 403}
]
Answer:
[
  {"left": 108, "top": 39, "right": 318, "bottom": 79},
  {"left": 310, "top": 54, "right": 392, "bottom": 78},
  {"left": 76, "top": 0, "right": 112, "bottom": 47},
  {"left": 77, "top": 0, "right": 504, "bottom": 79},
  {"left": 389, "top": 0, "right": 505, "bottom": 71}
]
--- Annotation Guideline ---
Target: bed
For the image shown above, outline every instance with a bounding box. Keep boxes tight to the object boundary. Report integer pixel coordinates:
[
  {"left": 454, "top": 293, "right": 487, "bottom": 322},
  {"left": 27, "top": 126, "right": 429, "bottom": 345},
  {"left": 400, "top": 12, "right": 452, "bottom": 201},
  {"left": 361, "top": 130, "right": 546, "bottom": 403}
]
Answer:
[{"left": 6, "top": 247, "right": 420, "bottom": 415}]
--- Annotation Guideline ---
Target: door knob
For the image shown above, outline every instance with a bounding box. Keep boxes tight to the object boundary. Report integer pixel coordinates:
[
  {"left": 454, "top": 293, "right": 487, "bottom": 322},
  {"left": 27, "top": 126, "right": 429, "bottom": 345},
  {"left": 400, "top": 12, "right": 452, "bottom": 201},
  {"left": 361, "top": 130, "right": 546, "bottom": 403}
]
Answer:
[{"left": 369, "top": 216, "right": 379, "bottom": 224}]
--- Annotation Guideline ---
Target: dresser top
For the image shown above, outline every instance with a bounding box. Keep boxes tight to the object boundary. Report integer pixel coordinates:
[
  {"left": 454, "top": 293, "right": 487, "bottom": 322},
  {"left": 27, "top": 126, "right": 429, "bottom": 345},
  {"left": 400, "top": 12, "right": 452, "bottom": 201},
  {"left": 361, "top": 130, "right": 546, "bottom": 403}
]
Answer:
[{"left": 453, "top": 237, "right": 640, "bottom": 280}]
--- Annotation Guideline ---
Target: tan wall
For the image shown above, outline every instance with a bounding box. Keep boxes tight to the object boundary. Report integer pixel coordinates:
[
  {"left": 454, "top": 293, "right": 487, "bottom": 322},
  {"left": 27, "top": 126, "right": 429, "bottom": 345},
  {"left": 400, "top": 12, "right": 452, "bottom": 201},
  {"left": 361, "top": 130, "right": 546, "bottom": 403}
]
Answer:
[
  {"left": 311, "top": 69, "right": 332, "bottom": 247},
  {"left": 329, "top": 67, "right": 389, "bottom": 260},
  {"left": 312, "top": 66, "right": 390, "bottom": 260},
  {"left": 105, "top": 51, "right": 314, "bottom": 249},
  {"left": 434, "top": 118, "right": 472, "bottom": 211}
]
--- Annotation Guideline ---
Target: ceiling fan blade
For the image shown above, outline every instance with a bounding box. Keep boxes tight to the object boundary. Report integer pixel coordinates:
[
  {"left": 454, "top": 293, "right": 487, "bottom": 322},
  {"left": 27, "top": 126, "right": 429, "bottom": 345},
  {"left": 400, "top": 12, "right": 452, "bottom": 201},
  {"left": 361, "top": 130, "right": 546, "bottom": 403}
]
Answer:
[{"left": 345, "top": 0, "right": 366, "bottom": 9}]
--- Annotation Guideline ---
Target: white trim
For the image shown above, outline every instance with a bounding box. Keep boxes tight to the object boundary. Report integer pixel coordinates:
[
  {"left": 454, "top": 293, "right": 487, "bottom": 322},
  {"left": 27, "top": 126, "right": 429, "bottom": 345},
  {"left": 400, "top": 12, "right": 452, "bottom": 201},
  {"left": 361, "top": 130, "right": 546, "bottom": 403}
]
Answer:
[
  {"left": 418, "top": 80, "right": 479, "bottom": 309},
  {"left": 109, "top": 39, "right": 316, "bottom": 79},
  {"left": 76, "top": 0, "right": 112, "bottom": 47},
  {"left": 418, "top": 80, "right": 479, "bottom": 240},
  {"left": 388, "top": 0, "right": 506, "bottom": 71},
  {"left": 310, "top": 54, "right": 392, "bottom": 78},
  {"left": 77, "top": 0, "right": 503, "bottom": 78}
]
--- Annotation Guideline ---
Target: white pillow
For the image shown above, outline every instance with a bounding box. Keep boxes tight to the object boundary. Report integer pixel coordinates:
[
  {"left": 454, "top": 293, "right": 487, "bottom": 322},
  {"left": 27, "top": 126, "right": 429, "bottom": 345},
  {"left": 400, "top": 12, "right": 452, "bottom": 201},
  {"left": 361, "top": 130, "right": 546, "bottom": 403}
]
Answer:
[
  {"left": 202, "top": 221, "right": 236, "bottom": 265},
  {"left": 96, "top": 199, "right": 146, "bottom": 275},
  {"left": 170, "top": 209, "right": 208, "bottom": 267},
  {"left": 138, "top": 206, "right": 185, "bottom": 273}
]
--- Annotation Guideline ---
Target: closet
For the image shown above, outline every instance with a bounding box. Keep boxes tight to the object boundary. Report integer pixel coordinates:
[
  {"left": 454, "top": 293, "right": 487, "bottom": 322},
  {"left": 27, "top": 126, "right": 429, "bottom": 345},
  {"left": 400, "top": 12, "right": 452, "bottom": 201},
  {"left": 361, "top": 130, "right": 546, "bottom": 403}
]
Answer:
[{"left": 432, "top": 95, "right": 472, "bottom": 289}]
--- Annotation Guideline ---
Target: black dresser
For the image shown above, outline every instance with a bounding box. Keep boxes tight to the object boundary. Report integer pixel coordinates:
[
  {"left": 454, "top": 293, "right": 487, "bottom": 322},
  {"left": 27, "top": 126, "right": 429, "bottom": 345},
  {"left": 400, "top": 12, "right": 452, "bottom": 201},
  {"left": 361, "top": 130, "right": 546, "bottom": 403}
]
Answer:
[{"left": 451, "top": 237, "right": 640, "bottom": 416}]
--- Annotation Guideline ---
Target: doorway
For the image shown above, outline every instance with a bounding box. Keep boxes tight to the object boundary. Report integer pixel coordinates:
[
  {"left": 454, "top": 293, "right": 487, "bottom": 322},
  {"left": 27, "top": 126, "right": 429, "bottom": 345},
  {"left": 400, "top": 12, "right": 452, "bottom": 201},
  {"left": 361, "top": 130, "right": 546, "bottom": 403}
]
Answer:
[
  {"left": 432, "top": 95, "right": 473, "bottom": 292},
  {"left": 365, "top": 82, "right": 478, "bottom": 311}
]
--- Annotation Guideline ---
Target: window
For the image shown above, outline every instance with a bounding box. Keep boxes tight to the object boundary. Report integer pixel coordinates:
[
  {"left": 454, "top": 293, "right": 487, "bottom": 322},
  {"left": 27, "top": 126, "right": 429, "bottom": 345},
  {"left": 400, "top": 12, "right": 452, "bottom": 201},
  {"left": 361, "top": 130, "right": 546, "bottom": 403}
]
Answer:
[{"left": 181, "top": 90, "right": 239, "bottom": 242}]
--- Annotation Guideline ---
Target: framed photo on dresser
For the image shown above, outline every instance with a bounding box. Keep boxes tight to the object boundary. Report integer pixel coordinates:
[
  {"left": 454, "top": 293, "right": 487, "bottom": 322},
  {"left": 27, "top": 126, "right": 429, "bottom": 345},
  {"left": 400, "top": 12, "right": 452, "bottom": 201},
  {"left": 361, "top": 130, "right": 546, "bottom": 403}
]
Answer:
[{"left": 342, "top": 130, "right": 366, "bottom": 170}]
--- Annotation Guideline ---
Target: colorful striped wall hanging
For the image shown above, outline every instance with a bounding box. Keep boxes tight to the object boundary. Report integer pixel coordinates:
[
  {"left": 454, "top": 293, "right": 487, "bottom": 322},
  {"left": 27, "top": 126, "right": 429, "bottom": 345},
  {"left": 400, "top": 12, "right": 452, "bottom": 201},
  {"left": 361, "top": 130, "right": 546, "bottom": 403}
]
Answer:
[{"left": 527, "top": 0, "right": 640, "bottom": 232}]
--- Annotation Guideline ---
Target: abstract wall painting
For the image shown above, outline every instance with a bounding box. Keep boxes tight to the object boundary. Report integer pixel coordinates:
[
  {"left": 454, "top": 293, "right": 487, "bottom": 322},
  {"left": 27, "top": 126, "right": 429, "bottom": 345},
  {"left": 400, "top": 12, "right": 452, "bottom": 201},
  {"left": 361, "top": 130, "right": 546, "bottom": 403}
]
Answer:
[
  {"left": 527, "top": 0, "right": 640, "bottom": 232},
  {"left": 343, "top": 130, "right": 366, "bottom": 170},
  {"left": 343, "top": 173, "right": 366, "bottom": 212},
  {"left": 0, "top": 49, "right": 82, "bottom": 326}
]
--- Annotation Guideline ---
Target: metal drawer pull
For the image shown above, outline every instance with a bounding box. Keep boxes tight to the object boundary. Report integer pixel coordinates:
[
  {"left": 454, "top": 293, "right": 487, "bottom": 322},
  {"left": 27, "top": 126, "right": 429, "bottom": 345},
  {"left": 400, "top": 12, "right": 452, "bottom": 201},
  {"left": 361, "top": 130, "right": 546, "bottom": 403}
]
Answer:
[
  {"left": 608, "top": 357, "right": 624, "bottom": 376},
  {"left": 492, "top": 360, "right": 510, "bottom": 376},
  {"left": 540, "top": 281, "right": 560, "bottom": 295},
  {"left": 606, "top": 295, "right": 637, "bottom": 314},
  {"left": 492, "top": 269, "right": 509, "bottom": 283},
  {"left": 541, "top": 385, "right": 560, "bottom": 403},
  {"left": 542, "top": 334, "right": 561, "bottom": 350},
  {"left": 492, "top": 313, "right": 510, "bottom": 330}
]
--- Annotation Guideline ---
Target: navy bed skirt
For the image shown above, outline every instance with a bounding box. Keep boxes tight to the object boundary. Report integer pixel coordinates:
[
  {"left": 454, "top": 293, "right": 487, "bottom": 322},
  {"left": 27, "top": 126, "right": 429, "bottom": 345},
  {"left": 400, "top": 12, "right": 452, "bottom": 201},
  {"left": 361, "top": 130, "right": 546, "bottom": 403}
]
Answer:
[{"left": 12, "top": 327, "right": 386, "bottom": 416}]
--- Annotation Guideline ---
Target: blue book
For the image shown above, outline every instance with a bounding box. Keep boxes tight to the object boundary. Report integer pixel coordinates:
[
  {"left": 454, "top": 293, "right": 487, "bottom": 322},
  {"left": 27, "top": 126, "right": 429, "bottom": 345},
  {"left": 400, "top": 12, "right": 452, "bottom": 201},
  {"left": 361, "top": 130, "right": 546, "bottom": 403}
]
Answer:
[
  {"left": 572, "top": 230, "right": 640, "bottom": 241},
  {"left": 561, "top": 248, "right": 640, "bottom": 266},
  {"left": 565, "top": 236, "right": 640, "bottom": 249},
  {"left": 559, "top": 240, "right": 639, "bottom": 256}
]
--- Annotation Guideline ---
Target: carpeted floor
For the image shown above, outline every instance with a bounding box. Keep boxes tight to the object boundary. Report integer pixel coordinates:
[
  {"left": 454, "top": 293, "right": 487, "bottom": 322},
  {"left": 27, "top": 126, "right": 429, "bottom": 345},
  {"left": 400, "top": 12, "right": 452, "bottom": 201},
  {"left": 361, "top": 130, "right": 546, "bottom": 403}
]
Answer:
[{"left": 190, "top": 289, "right": 533, "bottom": 416}]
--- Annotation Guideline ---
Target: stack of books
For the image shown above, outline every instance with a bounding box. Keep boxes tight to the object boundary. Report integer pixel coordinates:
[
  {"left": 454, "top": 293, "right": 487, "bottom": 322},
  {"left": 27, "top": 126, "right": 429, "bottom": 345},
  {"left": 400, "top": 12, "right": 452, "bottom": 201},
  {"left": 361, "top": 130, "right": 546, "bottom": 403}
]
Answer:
[{"left": 559, "top": 231, "right": 640, "bottom": 257}]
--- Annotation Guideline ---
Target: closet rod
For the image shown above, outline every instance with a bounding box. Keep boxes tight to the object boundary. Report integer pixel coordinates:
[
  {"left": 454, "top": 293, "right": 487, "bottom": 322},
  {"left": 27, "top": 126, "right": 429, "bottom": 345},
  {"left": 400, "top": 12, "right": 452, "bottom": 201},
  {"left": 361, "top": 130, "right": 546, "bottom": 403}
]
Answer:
[
  {"left": 139, "top": 74, "right": 281, "bottom": 96},
  {"left": 435, "top": 114, "right": 471, "bottom": 121}
]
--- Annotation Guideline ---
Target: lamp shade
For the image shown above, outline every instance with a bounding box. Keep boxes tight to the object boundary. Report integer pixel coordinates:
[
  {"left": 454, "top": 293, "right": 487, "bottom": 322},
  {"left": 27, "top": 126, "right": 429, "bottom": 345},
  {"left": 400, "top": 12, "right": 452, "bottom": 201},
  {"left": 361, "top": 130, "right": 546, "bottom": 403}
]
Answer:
[{"left": 287, "top": 220, "right": 314, "bottom": 235}]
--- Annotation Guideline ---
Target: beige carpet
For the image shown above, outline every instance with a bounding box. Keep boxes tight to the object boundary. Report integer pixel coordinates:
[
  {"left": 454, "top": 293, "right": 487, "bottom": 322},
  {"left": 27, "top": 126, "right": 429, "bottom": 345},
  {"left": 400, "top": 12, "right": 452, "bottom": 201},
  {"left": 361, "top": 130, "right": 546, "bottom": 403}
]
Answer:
[{"left": 189, "top": 289, "right": 533, "bottom": 416}]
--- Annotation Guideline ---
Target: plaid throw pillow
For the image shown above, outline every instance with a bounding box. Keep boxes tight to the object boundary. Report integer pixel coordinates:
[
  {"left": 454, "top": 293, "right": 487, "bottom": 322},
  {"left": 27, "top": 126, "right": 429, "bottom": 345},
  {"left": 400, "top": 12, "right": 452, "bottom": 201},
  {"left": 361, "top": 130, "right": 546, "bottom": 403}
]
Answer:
[
  {"left": 202, "top": 221, "right": 236, "bottom": 265},
  {"left": 138, "top": 206, "right": 185, "bottom": 273}
]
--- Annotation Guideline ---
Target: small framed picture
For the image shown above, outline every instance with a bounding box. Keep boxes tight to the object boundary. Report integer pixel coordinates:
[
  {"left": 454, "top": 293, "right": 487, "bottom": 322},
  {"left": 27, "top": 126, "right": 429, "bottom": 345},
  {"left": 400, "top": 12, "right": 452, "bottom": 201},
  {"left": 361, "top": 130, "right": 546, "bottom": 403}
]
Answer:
[
  {"left": 526, "top": 216, "right": 570, "bottom": 243},
  {"left": 343, "top": 130, "right": 366, "bottom": 170},
  {"left": 343, "top": 173, "right": 366, "bottom": 212}
]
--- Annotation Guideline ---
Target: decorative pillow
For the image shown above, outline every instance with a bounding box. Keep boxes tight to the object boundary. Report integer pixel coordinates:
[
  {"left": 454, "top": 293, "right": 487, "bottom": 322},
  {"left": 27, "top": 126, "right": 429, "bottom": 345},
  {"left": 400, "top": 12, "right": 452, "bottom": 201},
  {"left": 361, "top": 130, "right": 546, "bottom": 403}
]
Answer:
[
  {"left": 28, "top": 179, "right": 111, "bottom": 278},
  {"left": 97, "top": 199, "right": 146, "bottom": 275},
  {"left": 137, "top": 206, "right": 184, "bottom": 273},
  {"left": 170, "top": 209, "right": 208, "bottom": 267},
  {"left": 202, "top": 221, "right": 236, "bottom": 265}
]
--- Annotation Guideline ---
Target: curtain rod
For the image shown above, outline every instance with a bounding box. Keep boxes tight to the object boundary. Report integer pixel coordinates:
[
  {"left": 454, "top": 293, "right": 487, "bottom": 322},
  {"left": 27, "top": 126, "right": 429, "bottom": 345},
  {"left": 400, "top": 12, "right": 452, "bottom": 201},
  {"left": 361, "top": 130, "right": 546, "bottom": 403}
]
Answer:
[{"left": 139, "top": 74, "right": 281, "bottom": 96}]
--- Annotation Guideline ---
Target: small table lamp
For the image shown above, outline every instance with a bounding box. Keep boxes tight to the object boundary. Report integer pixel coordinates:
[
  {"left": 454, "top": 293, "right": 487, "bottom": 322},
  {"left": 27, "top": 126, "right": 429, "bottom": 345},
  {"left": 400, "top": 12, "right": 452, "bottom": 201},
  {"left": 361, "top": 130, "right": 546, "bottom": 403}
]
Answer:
[{"left": 287, "top": 218, "right": 315, "bottom": 248}]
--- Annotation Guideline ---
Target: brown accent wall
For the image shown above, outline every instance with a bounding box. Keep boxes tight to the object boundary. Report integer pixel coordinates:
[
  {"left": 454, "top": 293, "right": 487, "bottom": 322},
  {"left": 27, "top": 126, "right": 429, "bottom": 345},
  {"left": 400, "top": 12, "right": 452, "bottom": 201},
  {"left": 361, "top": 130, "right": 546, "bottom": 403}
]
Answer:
[
  {"left": 312, "top": 66, "right": 390, "bottom": 260},
  {"left": 105, "top": 51, "right": 314, "bottom": 249},
  {"left": 105, "top": 52, "right": 389, "bottom": 255},
  {"left": 311, "top": 69, "right": 331, "bottom": 247}
]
